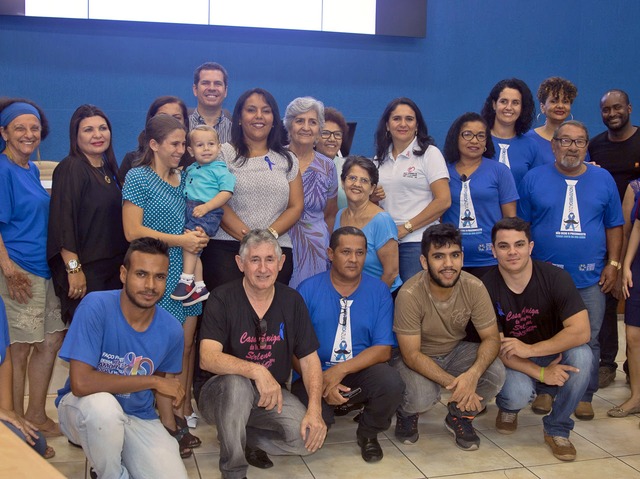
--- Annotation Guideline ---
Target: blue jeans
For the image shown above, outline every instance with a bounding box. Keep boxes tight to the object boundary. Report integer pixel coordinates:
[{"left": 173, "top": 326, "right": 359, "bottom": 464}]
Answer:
[
  {"left": 198, "top": 375, "right": 312, "bottom": 479},
  {"left": 58, "top": 392, "right": 188, "bottom": 479},
  {"left": 496, "top": 345, "right": 592, "bottom": 437},
  {"left": 1, "top": 419, "right": 47, "bottom": 456},
  {"left": 578, "top": 283, "right": 606, "bottom": 402},
  {"left": 399, "top": 242, "right": 423, "bottom": 283},
  {"left": 392, "top": 341, "right": 506, "bottom": 415}
]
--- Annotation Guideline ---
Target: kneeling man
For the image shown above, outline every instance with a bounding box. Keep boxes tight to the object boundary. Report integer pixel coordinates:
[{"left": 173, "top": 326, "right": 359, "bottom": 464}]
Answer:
[
  {"left": 56, "top": 238, "right": 188, "bottom": 479},
  {"left": 393, "top": 223, "right": 505, "bottom": 451},
  {"left": 483, "top": 217, "right": 591, "bottom": 461},
  {"left": 293, "top": 227, "right": 404, "bottom": 463},
  {"left": 198, "top": 230, "right": 326, "bottom": 479}
]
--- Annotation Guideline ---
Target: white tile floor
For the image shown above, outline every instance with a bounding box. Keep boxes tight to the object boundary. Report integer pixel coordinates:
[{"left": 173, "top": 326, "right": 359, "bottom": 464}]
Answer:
[{"left": 46, "top": 320, "right": 640, "bottom": 479}]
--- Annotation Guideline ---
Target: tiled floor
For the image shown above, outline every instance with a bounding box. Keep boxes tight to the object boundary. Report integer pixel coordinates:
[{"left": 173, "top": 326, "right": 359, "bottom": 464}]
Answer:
[{"left": 46, "top": 320, "right": 640, "bottom": 479}]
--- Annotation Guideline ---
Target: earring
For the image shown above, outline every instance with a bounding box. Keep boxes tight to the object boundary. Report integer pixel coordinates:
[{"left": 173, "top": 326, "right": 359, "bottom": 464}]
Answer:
[
  {"left": 569, "top": 113, "right": 574, "bottom": 121},
  {"left": 483, "top": 147, "right": 487, "bottom": 152}
]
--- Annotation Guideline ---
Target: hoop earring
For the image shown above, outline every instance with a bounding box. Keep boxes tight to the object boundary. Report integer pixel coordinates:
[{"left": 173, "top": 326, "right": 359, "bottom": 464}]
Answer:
[
  {"left": 536, "top": 112, "right": 546, "bottom": 125},
  {"left": 569, "top": 113, "right": 574, "bottom": 121},
  {"left": 483, "top": 147, "right": 487, "bottom": 152}
]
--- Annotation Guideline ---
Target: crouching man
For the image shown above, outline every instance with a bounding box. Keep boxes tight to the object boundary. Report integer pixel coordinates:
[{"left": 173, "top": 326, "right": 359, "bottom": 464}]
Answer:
[
  {"left": 56, "top": 238, "right": 188, "bottom": 479},
  {"left": 197, "top": 230, "right": 326, "bottom": 479},
  {"left": 483, "top": 217, "right": 591, "bottom": 461}
]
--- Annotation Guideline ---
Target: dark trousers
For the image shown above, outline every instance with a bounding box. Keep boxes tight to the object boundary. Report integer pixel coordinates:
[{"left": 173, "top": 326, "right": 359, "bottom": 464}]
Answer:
[
  {"left": 291, "top": 363, "right": 404, "bottom": 438},
  {"left": 598, "top": 292, "right": 620, "bottom": 370}
]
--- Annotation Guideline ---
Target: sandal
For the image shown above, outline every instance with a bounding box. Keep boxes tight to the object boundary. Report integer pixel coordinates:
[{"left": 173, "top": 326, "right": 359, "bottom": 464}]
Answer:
[
  {"left": 43, "top": 445, "right": 56, "bottom": 460},
  {"left": 165, "top": 425, "right": 193, "bottom": 458},
  {"left": 31, "top": 418, "right": 62, "bottom": 438},
  {"left": 607, "top": 405, "right": 640, "bottom": 417},
  {"left": 174, "top": 415, "right": 201, "bottom": 448}
]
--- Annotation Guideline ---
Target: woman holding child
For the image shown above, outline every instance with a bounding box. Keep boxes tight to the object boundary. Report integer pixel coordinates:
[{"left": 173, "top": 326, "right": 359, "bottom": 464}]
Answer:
[
  {"left": 200, "top": 88, "right": 303, "bottom": 290},
  {"left": 122, "top": 114, "right": 207, "bottom": 457}
]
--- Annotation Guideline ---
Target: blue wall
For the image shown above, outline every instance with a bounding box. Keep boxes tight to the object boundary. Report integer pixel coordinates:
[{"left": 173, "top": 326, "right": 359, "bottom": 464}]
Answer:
[{"left": 1, "top": 0, "right": 639, "bottom": 162}]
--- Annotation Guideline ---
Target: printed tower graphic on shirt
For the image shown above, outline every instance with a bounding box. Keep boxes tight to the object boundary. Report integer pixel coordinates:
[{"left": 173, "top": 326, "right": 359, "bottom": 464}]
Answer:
[
  {"left": 331, "top": 297, "right": 353, "bottom": 363},
  {"left": 560, "top": 179, "right": 581, "bottom": 232},
  {"left": 458, "top": 179, "right": 477, "bottom": 229},
  {"left": 498, "top": 144, "right": 511, "bottom": 168}
]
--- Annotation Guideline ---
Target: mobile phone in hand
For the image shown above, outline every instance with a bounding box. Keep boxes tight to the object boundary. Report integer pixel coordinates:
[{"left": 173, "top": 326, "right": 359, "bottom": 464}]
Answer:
[{"left": 339, "top": 387, "right": 362, "bottom": 399}]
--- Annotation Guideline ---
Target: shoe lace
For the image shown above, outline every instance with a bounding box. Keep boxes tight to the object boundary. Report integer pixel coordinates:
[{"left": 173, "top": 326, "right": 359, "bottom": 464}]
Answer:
[
  {"left": 501, "top": 412, "right": 517, "bottom": 424},
  {"left": 398, "top": 414, "right": 418, "bottom": 431},
  {"left": 451, "top": 415, "right": 475, "bottom": 437},
  {"left": 551, "top": 436, "right": 572, "bottom": 447}
]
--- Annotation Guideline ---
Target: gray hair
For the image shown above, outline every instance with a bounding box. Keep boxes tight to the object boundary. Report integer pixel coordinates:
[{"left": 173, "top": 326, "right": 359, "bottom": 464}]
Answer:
[
  {"left": 554, "top": 120, "right": 590, "bottom": 142},
  {"left": 238, "top": 229, "right": 282, "bottom": 259},
  {"left": 283, "top": 96, "right": 325, "bottom": 133}
]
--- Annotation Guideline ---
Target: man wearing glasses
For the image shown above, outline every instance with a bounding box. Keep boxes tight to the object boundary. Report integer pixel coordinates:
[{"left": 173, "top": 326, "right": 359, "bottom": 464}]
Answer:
[
  {"left": 197, "top": 230, "right": 326, "bottom": 479},
  {"left": 518, "top": 120, "right": 624, "bottom": 422},
  {"left": 292, "top": 226, "right": 404, "bottom": 463}
]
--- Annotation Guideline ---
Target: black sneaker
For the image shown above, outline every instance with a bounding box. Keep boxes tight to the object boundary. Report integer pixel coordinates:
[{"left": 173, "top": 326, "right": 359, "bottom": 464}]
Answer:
[
  {"left": 444, "top": 409, "right": 480, "bottom": 451},
  {"left": 395, "top": 412, "right": 419, "bottom": 444}
]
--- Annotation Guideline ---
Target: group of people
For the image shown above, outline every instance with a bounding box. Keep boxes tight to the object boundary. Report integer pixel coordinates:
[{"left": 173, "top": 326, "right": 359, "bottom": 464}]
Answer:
[{"left": 1, "top": 60, "right": 640, "bottom": 479}]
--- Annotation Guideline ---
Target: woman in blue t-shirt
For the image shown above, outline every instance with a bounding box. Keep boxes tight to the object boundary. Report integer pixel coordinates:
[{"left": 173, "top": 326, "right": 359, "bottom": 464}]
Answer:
[
  {"left": 442, "top": 112, "right": 519, "bottom": 279},
  {"left": 480, "top": 78, "right": 542, "bottom": 187}
]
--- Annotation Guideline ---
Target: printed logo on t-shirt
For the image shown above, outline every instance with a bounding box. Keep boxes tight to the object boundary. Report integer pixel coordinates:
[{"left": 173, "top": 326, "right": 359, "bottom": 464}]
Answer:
[
  {"left": 458, "top": 179, "right": 481, "bottom": 235},
  {"left": 498, "top": 144, "right": 511, "bottom": 168},
  {"left": 98, "top": 351, "right": 155, "bottom": 398},
  {"left": 557, "top": 179, "right": 586, "bottom": 239},
  {"left": 504, "top": 306, "right": 540, "bottom": 337},
  {"left": 240, "top": 323, "right": 285, "bottom": 370},
  {"left": 328, "top": 297, "right": 353, "bottom": 366},
  {"left": 403, "top": 166, "right": 418, "bottom": 178}
]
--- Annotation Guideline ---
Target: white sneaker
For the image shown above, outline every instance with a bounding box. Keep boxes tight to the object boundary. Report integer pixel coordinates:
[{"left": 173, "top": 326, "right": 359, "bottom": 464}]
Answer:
[{"left": 185, "top": 412, "right": 199, "bottom": 429}]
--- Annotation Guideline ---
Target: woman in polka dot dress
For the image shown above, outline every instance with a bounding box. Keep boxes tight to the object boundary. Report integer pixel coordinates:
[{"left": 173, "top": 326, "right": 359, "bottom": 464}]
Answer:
[{"left": 122, "top": 114, "right": 208, "bottom": 457}]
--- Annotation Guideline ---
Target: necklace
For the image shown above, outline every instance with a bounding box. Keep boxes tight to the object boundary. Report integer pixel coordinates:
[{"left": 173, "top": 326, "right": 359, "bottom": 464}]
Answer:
[{"left": 96, "top": 161, "right": 111, "bottom": 183}]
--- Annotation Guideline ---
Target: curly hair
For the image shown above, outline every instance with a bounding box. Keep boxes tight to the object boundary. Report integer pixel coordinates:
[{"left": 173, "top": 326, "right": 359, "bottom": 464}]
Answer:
[
  {"left": 480, "top": 78, "right": 536, "bottom": 135},
  {"left": 537, "top": 77, "right": 578, "bottom": 104}
]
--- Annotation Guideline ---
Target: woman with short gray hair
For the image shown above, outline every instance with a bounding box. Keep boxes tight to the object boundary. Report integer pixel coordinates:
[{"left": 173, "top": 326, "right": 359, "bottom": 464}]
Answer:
[{"left": 285, "top": 97, "right": 338, "bottom": 288}]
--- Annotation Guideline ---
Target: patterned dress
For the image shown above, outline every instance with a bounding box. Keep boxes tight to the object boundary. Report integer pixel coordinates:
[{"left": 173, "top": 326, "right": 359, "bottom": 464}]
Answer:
[
  {"left": 289, "top": 152, "right": 338, "bottom": 289},
  {"left": 122, "top": 166, "right": 201, "bottom": 324}
]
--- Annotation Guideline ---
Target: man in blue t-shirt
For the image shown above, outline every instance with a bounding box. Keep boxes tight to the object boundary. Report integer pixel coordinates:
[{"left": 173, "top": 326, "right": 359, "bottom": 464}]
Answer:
[
  {"left": 56, "top": 238, "right": 188, "bottom": 479},
  {"left": 482, "top": 217, "right": 591, "bottom": 461},
  {"left": 293, "top": 227, "right": 403, "bottom": 463},
  {"left": 518, "top": 120, "right": 624, "bottom": 421}
]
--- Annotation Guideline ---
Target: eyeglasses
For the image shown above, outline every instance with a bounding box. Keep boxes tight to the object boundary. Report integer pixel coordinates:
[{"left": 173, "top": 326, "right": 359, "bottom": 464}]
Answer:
[
  {"left": 460, "top": 130, "right": 487, "bottom": 142},
  {"left": 321, "top": 130, "right": 343, "bottom": 140},
  {"left": 345, "top": 175, "right": 371, "bottom": 186},
  {"left": 553, "top": 137, "right": 588, "bottom": 148},
  {"left": 255, "top": 318, "right": 267, "bottom": 349},
  {"left": 339, "top": 297, "right": 348, "bottom": 326}
]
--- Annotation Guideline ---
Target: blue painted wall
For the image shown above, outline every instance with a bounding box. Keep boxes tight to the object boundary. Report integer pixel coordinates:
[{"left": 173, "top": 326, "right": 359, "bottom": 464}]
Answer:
[{"left": 1, "top": 0, "right": 639, "bottom": 162}]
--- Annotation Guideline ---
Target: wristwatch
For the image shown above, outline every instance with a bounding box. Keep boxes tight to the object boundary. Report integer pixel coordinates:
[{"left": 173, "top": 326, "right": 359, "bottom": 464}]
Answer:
[
  {"left": 608, "top": 259, "right": 622, "bottom": 270},
  {"left": 403, "top": 221, "right": 414, "bottom": 233},
  {"left": 65, "top": 259, "right": 82, "bottom": 274},
  {"left": 268, "top": 227, "right": 279, "bottom": 240}
]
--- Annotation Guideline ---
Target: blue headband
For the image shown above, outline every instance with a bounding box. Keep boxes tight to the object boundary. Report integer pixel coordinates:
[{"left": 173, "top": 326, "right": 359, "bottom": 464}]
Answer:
[{"left": 0, "top": 102, "right": 41, "bottom": 152}]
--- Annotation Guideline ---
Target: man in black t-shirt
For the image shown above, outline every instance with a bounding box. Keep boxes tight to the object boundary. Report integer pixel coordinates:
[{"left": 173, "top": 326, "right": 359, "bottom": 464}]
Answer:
[
  {"left": 197, "top": 230, "right": 326, "bottom": 479},
  {"left": 482, "top": 218, "right": 592, "bottom": 462},
  {"left": 589, "top": 89, "right": 640, "bottom": 388}
]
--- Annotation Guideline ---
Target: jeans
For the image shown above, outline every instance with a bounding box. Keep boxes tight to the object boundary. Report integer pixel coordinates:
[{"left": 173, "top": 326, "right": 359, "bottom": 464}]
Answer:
[
  {"left": 392, "top": 341, "right": 506, "bottom": 415},
  {"left": 1, "top": 419, "right": 47, "bottom": 456},
  {"left": 57, "top": 392, "right": 188, "bottom": 479},
  {"left": 399, "top": 242, "right": 423, "bottom": 283},
  {"left": 578, "top": 283, "right": 606, "bottom": 402},
  {"left": 291, "top": 362, "right": 404, "bottom": 438},
  {"left": 496, "top": 345, "right": 592, "bottom": 437},
  {"left": 598, "top": 292, "right": 620, "bottom": 370},
  {"left": 198, "top": 375, "right": 311, "bottom": 479}
]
